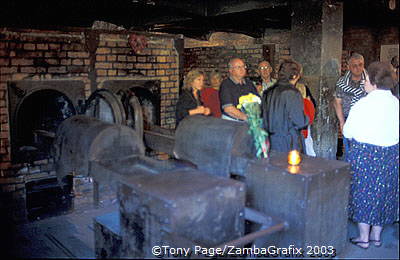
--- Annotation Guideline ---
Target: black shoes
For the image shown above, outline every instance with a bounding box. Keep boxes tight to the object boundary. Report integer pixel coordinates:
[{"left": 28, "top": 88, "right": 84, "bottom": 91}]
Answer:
[{"left": 350, "top": 237, "right": 369, "bottom": 249}]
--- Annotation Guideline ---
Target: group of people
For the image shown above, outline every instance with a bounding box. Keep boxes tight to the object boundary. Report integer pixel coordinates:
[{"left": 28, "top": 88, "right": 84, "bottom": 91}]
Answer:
[
  {"left": 175, "top": 53, "right": 399, "bottom": 251},
  {"left": 176, "top": 58, "right": 316, "bottom": 154}
]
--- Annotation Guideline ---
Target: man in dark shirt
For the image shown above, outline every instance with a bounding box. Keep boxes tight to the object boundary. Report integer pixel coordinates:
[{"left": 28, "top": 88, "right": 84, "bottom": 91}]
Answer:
[
  {"left": 262, "top": 59, "right": 309, "bottom": 152},
  {"left": 219, "top": 58, "right": 259, "bottom": 121}
]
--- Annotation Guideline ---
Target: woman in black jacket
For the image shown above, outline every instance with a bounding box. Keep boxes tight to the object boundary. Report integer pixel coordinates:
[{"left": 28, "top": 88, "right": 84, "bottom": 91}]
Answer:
[
  {"left": 262, "top": 60, "right": 309, "bottom": 152},
  {"left": 176, "top": 69, "right": 211, "bottom": 125}
]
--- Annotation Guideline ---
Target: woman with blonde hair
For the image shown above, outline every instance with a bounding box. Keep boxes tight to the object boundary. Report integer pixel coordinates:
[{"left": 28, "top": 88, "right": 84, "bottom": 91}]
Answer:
[{"left": 176, "top": 69, "right": 211, "bottom": 125}]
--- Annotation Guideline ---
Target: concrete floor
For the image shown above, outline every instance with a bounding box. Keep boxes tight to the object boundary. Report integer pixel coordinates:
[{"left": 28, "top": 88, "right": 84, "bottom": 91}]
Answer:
[
  {"left": 340, "top": 222, "right": 399, "bottom": 259},
  {"left": 2, "top": 186, "right": 399, "bottom": 259},
  {"left": 3, "top": 192, "right": 119, "bottom": 259}
]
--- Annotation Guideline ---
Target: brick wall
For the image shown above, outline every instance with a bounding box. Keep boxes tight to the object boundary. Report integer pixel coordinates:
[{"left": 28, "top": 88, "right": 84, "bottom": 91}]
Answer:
[
  {"left": 342, "top": 26, "right": 399, "bottom": 68},
  {"left": 183, "top": 31, "right": 291, "bottom": 82},
  {"left": 184, "top": 27, "right": 398, "bottom": 79},
  {"left": 93, "top": 32, "right": 180, "bottom": 126},
  {"left": 0, "top": 27, "right": 181, "bottom": 222},
  {"left": 184, "top": 45, "right": 262, "bottom": 79}
]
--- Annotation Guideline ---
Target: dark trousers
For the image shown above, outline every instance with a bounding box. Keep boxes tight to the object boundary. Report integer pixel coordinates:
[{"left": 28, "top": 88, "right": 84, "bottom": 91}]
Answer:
[{"left": 343, "top": 137, "right": 349, "bottom": 161}]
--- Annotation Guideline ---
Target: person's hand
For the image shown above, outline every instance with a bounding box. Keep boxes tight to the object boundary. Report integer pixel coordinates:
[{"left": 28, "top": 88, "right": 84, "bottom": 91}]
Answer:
[
  {"left": 196, "top": 106, "right": 206, "bottom": 114},
  {"left": 339, "top": 120, "right": 345, "bottom": 133},
  {"left": 256, "top": 84, "right": 262, "bottom": 94},
  {"left": 203, "top": 107, "right": 211, "bottom": 115}
]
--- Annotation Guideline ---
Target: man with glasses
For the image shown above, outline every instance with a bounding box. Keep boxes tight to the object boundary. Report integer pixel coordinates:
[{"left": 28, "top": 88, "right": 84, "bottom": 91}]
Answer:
[
  {"left": 256, "top": 60, "right": 277, "bottom": 96},
  {"left": 219, "top": 58, "right": 259, "bottom": 121},
  {"left": 333, "top": 52, "right": 367, "bottom": 159}
]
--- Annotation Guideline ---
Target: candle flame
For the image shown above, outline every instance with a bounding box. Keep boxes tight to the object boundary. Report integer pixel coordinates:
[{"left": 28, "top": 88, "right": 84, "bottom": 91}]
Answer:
[{"left": 288, "top": 150, "right": 302, "bottom": 166}]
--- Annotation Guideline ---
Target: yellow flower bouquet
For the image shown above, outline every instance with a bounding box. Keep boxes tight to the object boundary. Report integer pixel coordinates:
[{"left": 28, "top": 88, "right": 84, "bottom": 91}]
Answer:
[{"left": 237, "top": 93, "right": 269, "bottom": 158}]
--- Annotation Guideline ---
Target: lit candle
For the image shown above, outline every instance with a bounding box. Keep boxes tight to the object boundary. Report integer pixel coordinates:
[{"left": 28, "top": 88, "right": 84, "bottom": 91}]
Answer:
[{"left": 288, "top": 150, "right": 302, "bottom": 166}]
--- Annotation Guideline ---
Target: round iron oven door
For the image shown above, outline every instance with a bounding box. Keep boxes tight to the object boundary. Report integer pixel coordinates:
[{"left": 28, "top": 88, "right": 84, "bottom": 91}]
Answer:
[{"left": 84, "top": 89, "right": 143, "bottom": 138}]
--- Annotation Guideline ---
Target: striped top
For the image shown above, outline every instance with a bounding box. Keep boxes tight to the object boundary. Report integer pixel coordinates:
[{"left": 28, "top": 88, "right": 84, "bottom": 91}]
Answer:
[{"left": 335, "top": 70, "right": 367, "bottom": 118}]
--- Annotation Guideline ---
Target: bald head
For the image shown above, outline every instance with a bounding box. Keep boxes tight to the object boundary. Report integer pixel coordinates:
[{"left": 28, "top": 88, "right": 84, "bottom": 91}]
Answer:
[
  {"left": 228, "top": 58, "right": 247, "bottom": 81},
  {"left": 258, "top": 60, "right": 271, "bottom": 68},
  {"left": 258, "top": 60, "right": 273, "bottom": 82},
  {"left": 228, "top": 58, "right": 243, "bottom": 68}
]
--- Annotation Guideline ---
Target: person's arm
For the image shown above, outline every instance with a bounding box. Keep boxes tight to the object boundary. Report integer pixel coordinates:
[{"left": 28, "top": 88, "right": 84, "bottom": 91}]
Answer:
[
  {"left": 189, "top": 106, "right": 210, "bottom": 116},
  {"left": 303, "top": 98, "right": 315, "bottom": 124},
  {"left": 256, "top": 84, "right": 263, "bottom": 95},
  {"left": 223, "top": 106, "right": 247, "bottom": 121},
  {"left": 304, "top": 84, "right": 317, "bottom": 108},
  {"left": 286, "top": 90, "right": 309, "bottom": 129},
  {"left": 333, "top": 97, "right": 345, "bottom": 132},
  {"left": 219, "top": 80, "right": 246, "bottom": 120},
  {"left": 176, "top": 96, "right": 189, "bottom": 122},
  {"left": 342, "top": 102, "right": 360, "bottom": 140},
  {"left": 176, "top": 91, "right": 208, "bottom": 122},
  {"left": 333, "top": 78, "right": 346, "bottom": 132}
]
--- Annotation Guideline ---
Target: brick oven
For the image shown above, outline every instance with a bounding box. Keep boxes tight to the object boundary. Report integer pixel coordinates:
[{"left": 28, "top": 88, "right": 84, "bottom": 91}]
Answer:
[
  {"left": 6, "top": 78, "right": 161, "bottom": 220},
  {"left": 8, "top": 80, "right": 85, "bottom": 164},
  {"left": 95, "top": 78, "right": 161, "bottom": 128},
  {"left": 5, "top": 79, "right": 85, "bottom": 220},
  {"left": 0, "top": 28, "right": 182, "bottom": 222}
]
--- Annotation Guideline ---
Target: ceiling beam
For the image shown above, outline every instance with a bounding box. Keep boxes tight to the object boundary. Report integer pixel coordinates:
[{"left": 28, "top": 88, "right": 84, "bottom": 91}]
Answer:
[
  {"left": 151, "top": 0, "right": 288, "bottom": 17},
  {"left": 150, "top": 0, "right": 208, "bottom": 16},
  {"left": 206, "top": 0, "right": 288, "bottom": 16}
]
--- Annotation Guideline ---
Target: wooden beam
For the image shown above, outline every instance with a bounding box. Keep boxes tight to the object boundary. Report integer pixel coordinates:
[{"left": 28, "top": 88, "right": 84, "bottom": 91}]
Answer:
[{"left": 206, "top": 0, "right": 288, "bottom": 16}]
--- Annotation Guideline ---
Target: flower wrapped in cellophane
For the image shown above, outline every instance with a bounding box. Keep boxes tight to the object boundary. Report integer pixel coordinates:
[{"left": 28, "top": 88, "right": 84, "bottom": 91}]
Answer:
[{"left": 237, "top": 93, "right": 269, "bottom": 158}]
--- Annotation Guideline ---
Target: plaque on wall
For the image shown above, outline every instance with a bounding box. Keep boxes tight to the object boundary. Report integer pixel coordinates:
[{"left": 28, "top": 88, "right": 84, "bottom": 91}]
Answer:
[
  {"left": 263, "top": 44, "right": 276, "bottom": 69},
  {"left": 380, "top": 44, "right": 399, "bottom": 63}
]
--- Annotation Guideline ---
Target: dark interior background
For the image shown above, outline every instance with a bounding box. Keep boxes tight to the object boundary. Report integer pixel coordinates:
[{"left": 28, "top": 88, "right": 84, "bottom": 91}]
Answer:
[{"left": 1, "top": 0, "right": 398, "bottom": 39}]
